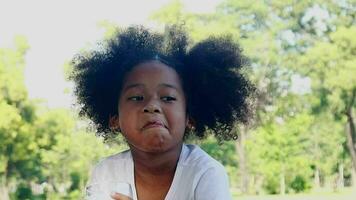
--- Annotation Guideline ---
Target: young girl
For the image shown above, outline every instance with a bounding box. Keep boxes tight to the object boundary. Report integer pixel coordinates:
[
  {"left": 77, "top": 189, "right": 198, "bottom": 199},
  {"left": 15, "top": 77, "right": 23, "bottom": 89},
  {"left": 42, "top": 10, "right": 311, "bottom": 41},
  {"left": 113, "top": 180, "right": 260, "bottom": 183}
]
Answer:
[{"left": 71, "top": 25, "right": 254, "bottom": 200}]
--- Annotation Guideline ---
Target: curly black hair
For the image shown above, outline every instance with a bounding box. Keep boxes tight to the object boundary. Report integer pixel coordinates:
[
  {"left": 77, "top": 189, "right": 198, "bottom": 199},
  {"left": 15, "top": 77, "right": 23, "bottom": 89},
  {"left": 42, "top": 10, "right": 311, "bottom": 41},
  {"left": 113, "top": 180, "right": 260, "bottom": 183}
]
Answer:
[{"left": 70, "top": 25, "right": 254, "bottom": 141}]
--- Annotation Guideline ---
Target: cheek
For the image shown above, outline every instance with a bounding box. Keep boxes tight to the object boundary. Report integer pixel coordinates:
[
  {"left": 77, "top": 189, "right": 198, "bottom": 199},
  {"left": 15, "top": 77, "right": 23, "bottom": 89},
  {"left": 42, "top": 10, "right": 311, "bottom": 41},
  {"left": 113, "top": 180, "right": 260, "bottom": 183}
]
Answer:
[
  {"left": 166, "top": 108, "right": 187, "bottom": 129},
  {"left": 118, "top": 106, "right": 137, "bottom": 131}
]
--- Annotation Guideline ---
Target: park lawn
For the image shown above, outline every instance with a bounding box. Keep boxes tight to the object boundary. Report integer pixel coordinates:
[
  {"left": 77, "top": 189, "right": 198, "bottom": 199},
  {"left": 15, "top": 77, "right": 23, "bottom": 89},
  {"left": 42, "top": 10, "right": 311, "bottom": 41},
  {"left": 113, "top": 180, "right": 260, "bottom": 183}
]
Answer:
[{"left": 232, "top": 187, "right": 356, "bottom": 200}]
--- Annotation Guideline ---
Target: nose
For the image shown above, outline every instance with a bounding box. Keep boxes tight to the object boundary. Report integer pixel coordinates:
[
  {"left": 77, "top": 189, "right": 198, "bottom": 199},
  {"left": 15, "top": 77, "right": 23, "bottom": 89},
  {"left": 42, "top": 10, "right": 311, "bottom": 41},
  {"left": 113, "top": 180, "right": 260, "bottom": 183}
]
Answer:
[{"left": 143, "top": 99, "right": 161, "bottom": 113}]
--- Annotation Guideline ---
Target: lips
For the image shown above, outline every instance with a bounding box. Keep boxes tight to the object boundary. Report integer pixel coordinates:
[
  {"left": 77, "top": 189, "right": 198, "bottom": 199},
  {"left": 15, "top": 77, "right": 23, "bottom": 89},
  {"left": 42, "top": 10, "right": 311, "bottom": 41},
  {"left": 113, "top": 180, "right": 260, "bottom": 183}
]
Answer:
[{"left": 142, "top": 121, "right": 166, "bottom": 130}]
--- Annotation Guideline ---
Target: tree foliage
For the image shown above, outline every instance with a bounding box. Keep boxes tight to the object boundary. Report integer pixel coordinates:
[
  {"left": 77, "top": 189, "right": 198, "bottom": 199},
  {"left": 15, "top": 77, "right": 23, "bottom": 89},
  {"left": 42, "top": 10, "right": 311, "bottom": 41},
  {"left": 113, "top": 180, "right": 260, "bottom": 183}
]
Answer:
[
  {"left": 1, "top": 0, "right": 355, "bottom": 198},
  {"left": 152, "top": 0, "right": 356, "bottom": 194},
  {"left": 0, "top": 37, "right": 125, "bottom": 199}
]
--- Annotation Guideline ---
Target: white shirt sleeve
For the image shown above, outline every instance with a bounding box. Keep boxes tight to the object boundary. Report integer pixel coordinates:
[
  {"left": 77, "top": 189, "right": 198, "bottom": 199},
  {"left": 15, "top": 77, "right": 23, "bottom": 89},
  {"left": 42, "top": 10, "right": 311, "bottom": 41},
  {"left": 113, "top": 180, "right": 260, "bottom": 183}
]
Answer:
[
  {"left": 194, "top": 165, "right": 232, "bottom": 200},
  {"left": 85, "top": 165, "right": 104, "bottom": 200}
]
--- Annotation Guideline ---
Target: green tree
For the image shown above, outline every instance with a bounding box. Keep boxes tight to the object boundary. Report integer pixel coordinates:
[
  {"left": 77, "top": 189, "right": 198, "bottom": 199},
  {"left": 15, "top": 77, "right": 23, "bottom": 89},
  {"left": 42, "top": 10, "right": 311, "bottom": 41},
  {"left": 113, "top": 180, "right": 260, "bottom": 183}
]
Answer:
[
  {"left": 0, "top": 36, "right": 39, "bottom": 200},
  {"left": 151, "top": 0, "right": 355, "bottom": 194},
  {"left": 36, "top": 109, "right": 125, "bottom": 199},
  {"left": 0, "top": 36, "right": 127, "bottom": 200},
  {"left": 297, "top": 25, "right": 356, "bottom": 181}
]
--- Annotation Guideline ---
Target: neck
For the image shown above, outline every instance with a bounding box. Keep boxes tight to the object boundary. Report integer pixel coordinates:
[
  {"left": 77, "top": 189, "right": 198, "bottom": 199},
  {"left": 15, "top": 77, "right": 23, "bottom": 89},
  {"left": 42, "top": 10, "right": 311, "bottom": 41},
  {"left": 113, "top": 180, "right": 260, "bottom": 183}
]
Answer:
[
  {"left": 131, "top": 143, "right": 183, "bottom": 176},
  {"left": 131, "top": 145, "right": 183, "bottom": 199}
]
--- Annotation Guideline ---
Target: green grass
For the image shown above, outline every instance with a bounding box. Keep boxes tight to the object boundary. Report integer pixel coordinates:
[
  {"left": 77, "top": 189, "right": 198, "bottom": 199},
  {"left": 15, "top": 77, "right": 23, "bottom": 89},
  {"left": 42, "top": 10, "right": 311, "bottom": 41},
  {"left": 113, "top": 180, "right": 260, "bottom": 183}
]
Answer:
[{"left": 232, "top": 187, "right": 356, "bottom": 200}]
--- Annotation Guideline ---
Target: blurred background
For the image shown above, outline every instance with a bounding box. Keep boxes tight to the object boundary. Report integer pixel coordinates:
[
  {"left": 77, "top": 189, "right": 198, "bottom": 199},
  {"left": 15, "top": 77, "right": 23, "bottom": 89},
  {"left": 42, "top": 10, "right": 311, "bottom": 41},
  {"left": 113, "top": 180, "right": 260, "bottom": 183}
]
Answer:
[{"left": 0, "top": 0, "right": 355, "bottom": 199}]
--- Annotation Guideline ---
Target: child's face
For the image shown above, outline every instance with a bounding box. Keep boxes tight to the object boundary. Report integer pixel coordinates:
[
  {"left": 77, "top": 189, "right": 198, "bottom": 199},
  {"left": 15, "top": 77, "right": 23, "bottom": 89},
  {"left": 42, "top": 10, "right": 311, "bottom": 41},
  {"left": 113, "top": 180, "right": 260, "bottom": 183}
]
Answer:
[{"left": 117, "top": 61, "right": 188, "bottom": 153}]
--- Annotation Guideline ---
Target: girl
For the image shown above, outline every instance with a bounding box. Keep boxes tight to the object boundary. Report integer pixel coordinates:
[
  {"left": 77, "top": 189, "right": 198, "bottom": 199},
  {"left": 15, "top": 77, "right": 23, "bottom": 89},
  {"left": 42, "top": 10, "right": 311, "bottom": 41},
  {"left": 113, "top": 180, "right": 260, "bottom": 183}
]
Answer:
[{"left": 71, "top": 25, "right": 254, "bottom": 200}]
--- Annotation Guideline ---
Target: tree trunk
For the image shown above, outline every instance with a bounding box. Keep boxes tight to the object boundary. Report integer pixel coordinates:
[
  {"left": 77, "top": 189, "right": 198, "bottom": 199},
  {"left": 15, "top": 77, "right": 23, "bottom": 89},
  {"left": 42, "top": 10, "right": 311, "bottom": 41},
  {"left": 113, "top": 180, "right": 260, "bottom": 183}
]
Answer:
[
  {"left": 344, "top": 89, "right": 356, "bottom": 175},
  {"left": 235, "top": 126, "right": 249, "bottom": 194},
  {"left": 255, "top": 175, "right": 264, "bottom": 195},
  {"left": 345, "top": 108, "right": 356, "bottom": 175},
  {"left": 0, "top": 167, "right": 9, "bottom": 200},
  {"left": 314, "top": 167, "right": 321, "bottom": 189},
  {"left": 0, "top": 184, "right": 10, "bottom": 200},
  {"left": 337, "top": 163, "right": 344, "bottom": 189},
  {"left": 280, "top": 172, "right": 285, "bottom": 195},
  {"left": 351, "top": 165, "right": 356, "bottom": 188}
]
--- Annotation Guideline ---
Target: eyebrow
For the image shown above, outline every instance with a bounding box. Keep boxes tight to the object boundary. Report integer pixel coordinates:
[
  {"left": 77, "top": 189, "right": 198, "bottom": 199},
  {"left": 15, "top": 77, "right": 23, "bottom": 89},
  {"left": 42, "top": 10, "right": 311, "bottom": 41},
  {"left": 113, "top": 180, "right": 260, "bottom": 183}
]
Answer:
[
  {"left": 122, "top": 83, "right": 180, "bottom": 92},
  {"left": 159, "top": 83, "right": 180, "bottom": 91},
  {"left": 122, "top": 83, "right": 144, "bottom": 92}
]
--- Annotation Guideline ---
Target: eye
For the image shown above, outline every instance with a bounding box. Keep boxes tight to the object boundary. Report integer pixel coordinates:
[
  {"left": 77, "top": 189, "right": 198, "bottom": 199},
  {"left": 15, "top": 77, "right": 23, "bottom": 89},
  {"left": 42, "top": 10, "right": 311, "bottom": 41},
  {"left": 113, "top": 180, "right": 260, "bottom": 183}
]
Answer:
[
  {"left": 161, "top": 96, "right": 177, "bottom": 102},
  {"left": 128, "top": 96, "right": 144, "bottom": 101}
]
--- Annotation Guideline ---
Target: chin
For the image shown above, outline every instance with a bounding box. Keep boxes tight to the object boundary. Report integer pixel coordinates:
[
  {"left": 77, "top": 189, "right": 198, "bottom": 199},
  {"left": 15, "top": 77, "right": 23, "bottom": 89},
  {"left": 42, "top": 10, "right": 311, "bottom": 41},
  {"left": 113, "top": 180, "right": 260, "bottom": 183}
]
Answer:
[
  {"left": 142, "top": 140, "right": 179, "bottom": 154},
  {"left": 144, "top": 141, "right": 169, "bottom": 152}
]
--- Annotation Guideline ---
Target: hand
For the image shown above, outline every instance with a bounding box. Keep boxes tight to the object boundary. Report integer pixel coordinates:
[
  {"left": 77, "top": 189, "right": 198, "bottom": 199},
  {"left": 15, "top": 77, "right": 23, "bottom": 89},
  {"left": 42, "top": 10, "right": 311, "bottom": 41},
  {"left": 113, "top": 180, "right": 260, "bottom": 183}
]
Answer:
[{"left": 111, "top": 192, "right": 133, "bottom": 200}]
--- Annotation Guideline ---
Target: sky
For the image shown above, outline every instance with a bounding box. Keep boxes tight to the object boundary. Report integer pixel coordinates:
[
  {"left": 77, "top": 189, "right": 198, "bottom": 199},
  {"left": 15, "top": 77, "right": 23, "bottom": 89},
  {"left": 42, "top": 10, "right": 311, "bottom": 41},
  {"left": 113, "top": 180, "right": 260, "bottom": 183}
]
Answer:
[{"left": 0, "top": 0, "right": 222, "bottom": 108}]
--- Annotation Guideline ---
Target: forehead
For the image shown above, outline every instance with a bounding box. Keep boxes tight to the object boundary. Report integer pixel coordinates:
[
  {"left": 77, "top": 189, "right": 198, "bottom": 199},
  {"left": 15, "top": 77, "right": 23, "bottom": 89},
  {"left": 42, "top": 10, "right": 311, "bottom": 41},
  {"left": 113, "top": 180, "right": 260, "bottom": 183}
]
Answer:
[{"left": 123, "top": 61, "right": 183, "bottom": 88}]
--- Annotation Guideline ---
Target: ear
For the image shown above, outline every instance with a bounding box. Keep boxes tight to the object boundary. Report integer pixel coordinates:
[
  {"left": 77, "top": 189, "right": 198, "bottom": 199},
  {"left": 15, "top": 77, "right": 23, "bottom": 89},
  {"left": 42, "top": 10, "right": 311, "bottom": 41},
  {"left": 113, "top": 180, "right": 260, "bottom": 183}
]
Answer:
[
  {"left": 109, "top": 115, "right": 120, "bottom": 131},
  {"left": 186, "top": 116, "right": 196, "bottom": 130}
]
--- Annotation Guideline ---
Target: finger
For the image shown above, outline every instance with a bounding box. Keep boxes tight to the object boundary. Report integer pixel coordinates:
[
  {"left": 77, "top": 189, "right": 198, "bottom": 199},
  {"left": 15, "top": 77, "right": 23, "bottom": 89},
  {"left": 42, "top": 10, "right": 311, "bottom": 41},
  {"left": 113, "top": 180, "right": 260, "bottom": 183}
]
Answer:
[{"left": 111, "top": 192, "right": 132, "bottom": 200}]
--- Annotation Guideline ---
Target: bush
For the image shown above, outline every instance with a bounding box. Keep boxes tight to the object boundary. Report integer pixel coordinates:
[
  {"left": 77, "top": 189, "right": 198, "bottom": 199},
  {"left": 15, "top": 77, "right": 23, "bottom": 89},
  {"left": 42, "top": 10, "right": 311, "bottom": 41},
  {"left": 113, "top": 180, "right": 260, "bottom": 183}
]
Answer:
[
  {"left": 15, "top": 182, "right": 32, "bottom": 200},
  {"left": 290, "top": 175, "right": 310, "bottom": 193}
]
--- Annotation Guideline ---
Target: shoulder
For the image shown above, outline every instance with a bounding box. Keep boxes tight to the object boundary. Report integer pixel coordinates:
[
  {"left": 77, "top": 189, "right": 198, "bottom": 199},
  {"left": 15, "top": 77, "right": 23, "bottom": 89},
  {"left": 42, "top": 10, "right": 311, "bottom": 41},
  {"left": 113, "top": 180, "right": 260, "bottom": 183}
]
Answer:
[
  {"left": 180, "top": 144, "right": 226, "bottom": 171},
  {"left": 95, "top": 149, "right": 131, "bottom": 168},
  {"left": 178, "top": 144, "right": 232, "bottom": 200},
  {"left": 90, "top": 150, "right": 132, "bottom": 182}
]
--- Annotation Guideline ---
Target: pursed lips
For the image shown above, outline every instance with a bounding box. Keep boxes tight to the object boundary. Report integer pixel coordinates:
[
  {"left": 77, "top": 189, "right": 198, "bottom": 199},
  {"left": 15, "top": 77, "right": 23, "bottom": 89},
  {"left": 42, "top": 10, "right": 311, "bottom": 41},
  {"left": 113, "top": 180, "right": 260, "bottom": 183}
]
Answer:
[{"left": 142, "top": 121, "right": 166, "bottom": 130}]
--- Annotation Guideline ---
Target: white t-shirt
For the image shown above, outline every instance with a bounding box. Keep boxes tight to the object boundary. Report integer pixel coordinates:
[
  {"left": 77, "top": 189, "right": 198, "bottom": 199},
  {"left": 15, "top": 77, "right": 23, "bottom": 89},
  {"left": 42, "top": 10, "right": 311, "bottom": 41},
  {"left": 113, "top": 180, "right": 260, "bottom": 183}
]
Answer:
[{"left": 86, "top": 144, "right": 232, "bottom": 200}]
